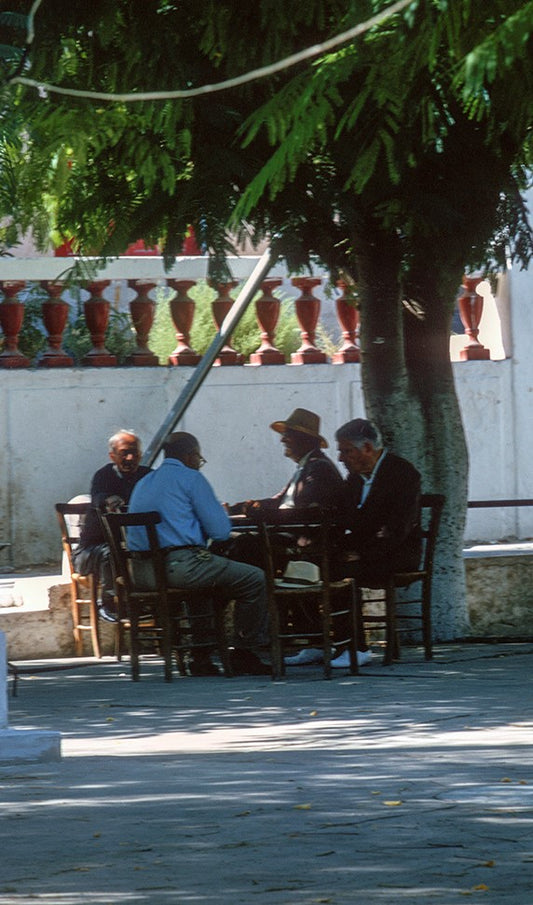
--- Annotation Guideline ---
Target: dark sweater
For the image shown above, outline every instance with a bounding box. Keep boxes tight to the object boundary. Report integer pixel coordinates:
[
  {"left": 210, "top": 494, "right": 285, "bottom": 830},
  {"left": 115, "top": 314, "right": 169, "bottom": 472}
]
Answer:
[{"left": 79, "top": 463, "right": 152, "bottom": 547}]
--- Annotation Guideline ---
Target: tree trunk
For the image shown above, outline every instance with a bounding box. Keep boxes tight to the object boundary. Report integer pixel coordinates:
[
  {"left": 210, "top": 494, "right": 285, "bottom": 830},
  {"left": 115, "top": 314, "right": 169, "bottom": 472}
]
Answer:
[
  {"left": 403, "top": 262, "right": 470, "bottom": 639},
  {"left": 354, "top": 231, "right": 425, "bottom": 459},
  {"left": 350, "top": 231, "right": 470, "bottom": 641}
]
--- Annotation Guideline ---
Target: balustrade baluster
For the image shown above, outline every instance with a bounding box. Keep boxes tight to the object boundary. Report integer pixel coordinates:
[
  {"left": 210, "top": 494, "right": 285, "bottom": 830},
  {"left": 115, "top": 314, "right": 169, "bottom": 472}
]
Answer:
[
  {"left": 458, "top": 275, "right": 490, "bottom": 361},
  {"left": 250, "top": 278, "right": 285, "bottom": 365},
  {"left": 209, "top": 280, "right": 244, "bottom": 366},
  {"left": 82, "top": 280, "right": 117, "bottom": 366},
  {"left": 290, "top": 277, "right": 327, "bottom": 364},
  {"left": 127, "top": 280, "right": 159, "bottom": 366},
  {"left": 0, "top": 281, "right": 30, "bottom": 368},
  {"left": 38, "top": 281, "right": 74, "bottom": 367},
  {"left": 167, "top": 279, "right": 201, "bottom": 366},
  {"left": 332, "top": 279, "right": 360, "bottom": 364}
]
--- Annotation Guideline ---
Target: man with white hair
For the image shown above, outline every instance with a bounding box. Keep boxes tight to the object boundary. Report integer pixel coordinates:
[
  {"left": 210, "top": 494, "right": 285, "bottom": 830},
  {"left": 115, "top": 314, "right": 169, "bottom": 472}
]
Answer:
[
  {"left": 331, "top": 417, "right": 422, "bottom": 668},
  {"left": 73, "top": 429, "right": 151, "bottom": 621}
]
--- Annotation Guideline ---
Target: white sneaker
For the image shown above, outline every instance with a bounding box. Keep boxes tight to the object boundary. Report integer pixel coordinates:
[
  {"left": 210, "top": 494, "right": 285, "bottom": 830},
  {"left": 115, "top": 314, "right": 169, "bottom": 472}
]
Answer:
[
  {"left": 284, "top": 647, "right": 325, "bottom": 666},
  {"left": 330, "top": 649, "right": 372, "bottom": 668}
]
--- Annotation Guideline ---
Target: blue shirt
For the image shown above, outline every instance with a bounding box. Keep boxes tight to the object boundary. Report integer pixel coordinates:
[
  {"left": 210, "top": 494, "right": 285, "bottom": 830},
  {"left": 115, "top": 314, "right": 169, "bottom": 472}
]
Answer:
[{"left": 127, "top": 458, "right": 231, "bottom": 550}]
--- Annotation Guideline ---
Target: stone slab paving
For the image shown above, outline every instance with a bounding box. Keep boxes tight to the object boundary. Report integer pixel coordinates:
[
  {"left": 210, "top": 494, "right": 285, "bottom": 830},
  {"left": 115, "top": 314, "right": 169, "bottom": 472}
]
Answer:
[{"left": 0, "top": 642, "right": 532, "bottom": 905}]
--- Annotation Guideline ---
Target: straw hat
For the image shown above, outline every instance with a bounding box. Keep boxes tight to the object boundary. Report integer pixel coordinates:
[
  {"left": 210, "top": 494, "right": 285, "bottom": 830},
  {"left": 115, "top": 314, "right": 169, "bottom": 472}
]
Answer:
[
  {"left": 274, "top": 560, "right": 322, "bottom": 587},
  {"left": 270, "top": 408, "right": 328, "bottom": 448}
]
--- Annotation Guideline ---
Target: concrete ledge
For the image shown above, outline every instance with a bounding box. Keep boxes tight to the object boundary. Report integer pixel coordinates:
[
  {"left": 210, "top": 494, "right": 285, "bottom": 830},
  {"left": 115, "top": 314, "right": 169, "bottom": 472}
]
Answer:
[
  {"left": 464, "top": 541, "right": 533, "bottom": 558},
  {"left": 0, "top": 574, "right": 116, "bottom": 660},
  {"left": 465, "top": 544, "right": 533, "bottom": 637},
  {"left": 0, "top": 728, "right": 61, "bottom": 764}
]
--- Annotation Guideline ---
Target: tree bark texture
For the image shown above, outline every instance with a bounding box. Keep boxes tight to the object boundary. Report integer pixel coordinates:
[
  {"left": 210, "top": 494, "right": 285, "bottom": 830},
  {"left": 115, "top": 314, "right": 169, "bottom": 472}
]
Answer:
[{"left": 349, "top": 231, "right": 469, "bottom": 640}]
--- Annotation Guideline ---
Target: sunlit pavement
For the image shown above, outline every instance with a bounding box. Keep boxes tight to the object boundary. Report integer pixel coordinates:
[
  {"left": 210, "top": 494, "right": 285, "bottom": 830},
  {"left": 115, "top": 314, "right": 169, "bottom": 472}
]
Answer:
[{"left": 1, "top": 642, "right": 532, "bottom": 904}]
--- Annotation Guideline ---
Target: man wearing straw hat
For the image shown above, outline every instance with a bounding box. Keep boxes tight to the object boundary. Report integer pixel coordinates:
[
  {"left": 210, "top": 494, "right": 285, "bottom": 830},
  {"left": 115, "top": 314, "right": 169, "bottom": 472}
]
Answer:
[
  {"left": 231, "top": 407, "right": 343, "bottom": 516},
  {"left": 224, "top": 408, "right": 344, "bottom": 663}
]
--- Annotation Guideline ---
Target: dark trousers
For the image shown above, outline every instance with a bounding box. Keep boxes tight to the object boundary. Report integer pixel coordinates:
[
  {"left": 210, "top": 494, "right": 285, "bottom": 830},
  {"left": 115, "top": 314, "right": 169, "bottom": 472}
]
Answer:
[{"left": 72, "top": 543, "right": 115, "bottom": 609}]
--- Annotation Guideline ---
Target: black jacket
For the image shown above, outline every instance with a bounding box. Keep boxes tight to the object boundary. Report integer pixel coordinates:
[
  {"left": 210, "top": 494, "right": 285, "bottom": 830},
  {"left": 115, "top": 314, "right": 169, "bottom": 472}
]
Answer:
[{"left": 339, "top": 451, "right": 421, "bottom": 574}]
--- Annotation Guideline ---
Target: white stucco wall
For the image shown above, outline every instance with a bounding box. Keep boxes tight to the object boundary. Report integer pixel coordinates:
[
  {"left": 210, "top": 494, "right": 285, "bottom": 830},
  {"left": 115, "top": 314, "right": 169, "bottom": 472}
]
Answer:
[{"left": 0, "top": 351, "right": 530, "bottom": 568}]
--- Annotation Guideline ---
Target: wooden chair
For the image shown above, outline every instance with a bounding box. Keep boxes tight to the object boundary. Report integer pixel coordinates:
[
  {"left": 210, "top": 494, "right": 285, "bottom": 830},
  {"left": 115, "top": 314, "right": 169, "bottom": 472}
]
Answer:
[
  {"left": 258, "top": 512, "right": 359, "bottom": 680},
  {"left": 99, "top": 510, "right": 232, "bottom": 681},
  {"left": 55, "top": 500, "right": 101, "bottom": 659},
  {"left": 356, "top": 493, "right": 445, "bottom": 665}
]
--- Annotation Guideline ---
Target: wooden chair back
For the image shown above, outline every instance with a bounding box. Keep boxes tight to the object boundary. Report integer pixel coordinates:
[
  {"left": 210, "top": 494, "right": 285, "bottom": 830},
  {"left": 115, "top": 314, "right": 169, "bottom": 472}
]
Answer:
[
  {"left": 358, "top": 492, "right": 445, "bottom": 663},
  {"left": 99, "top": 510, "right": 232, "bottom": 680},
  {"left": 257, "top": 509, "right": 358, "bottom": 679},
  {"left": 98, "top": 510, "right": 172, "bottom": 680},
  {"left": 55, "top": 501, "right": 101, "bottom": 658}
]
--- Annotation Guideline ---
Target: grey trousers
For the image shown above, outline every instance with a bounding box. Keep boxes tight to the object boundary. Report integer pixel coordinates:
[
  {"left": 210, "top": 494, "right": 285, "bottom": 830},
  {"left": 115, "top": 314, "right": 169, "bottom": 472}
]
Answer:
[{"left": 133, "top": 546, "right": 269, "bottom": 649}]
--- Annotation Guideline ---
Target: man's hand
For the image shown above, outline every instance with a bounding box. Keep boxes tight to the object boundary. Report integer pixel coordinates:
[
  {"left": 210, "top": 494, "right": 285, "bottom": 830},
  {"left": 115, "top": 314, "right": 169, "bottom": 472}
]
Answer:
[
  {"left": 242, "top": 500, "right": 260, "bottom": 516},
  {"left": 105, "top": 494, "right": 125, "bottom": 513}
]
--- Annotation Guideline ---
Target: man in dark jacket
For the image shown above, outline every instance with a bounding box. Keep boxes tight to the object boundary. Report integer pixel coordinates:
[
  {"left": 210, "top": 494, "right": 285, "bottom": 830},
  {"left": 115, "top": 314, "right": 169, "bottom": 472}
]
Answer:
[
  {"left": 330, "top": 417, "right": 421, "bottom": 667},
  {"left": 231, "top": 407, "right": 344, "bottom": 517},
  {"left": 224, "top": 408, "right": 344, "bottom": 663},
  {"left": 72, "top": 429, "right": 151, "bottom": 620}
]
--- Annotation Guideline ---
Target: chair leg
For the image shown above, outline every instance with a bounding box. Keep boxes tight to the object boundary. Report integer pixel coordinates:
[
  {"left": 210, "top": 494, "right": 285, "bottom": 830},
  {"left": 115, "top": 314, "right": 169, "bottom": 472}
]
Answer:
[
  {"left": 70, "top": 587, "right": 84, "bottom": 657},
  {"left": 129, "top": 605, "right": 141, "bottom": 681},
  {"left": 422, "top": 580, "right": 433, "bottom": 660},
  {"left": 384, "top": 584, "right": 397, "bottom": 665},
  {"left": 269, "top": 604, "right": 283, "bottom": 681},
  {"left": 355, "top": 587, "right": 366, "bottom": 658},
  {"left": 214, "top": 605, "right": 233, "bottom": 677},
  {"left": 157, "top": 600, "right": 174, "bottom": 683},
  {"left": 89, "top": 578, "right": 101, "bottom": 659},
  {"left": 322, "top": 594, "right": 333, "bottom": 680},
  {"left": 89, "top": 599, "right": 101, "bottom": 658},
  {"left": 114, "top": 622, "right": 123, "bottom": 660},
  {"left": 348, "top": 583, "right": 359, "bottom": 675}
]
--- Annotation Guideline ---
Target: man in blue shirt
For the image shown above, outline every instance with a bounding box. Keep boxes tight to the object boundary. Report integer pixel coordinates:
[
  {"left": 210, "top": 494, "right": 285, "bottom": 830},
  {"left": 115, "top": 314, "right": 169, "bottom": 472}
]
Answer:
[{"left": 128, "top": 431, "right": 270, "bottom": 676}]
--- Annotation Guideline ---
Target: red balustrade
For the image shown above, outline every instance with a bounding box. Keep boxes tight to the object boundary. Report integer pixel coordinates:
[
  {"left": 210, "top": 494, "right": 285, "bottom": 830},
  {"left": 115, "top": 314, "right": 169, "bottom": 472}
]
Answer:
[
  {"left": 82, "top": 280, "right": 117, "bottom": 367},
  {"left": 250, "top": 279, "right": 285, "bottom": 365},
  {"left": 209, "top": 281, "right": 244, "bottom": 366},
  {"left": 39, "top": 281, "right": 74, "bottom": 367},
  {"left": 290, "top": 277, "right": 327, "bottom": 364},
  {"left": 0, "top": 281, "right": 30, "bottom": 368},
  {"left": 332, "top": 279, "right": 360, "bottom": 364},
  {"left": 0, "top": 267, "right": 495, "bottom": 369},
  {"left": 127, "top": 280, "right": 159, "bottom": 366},
  {"left": 458, "top": 275, "right": 490, "bottom": 361},
  {"left": 168, "top": 279, "right": 201, "bottom": 366}
]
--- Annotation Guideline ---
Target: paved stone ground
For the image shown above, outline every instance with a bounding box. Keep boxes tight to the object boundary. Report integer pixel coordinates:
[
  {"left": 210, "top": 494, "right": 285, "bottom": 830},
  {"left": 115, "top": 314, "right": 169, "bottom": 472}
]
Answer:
[{"left": 1, "top": 642, "right": 532, "bottom": 905}]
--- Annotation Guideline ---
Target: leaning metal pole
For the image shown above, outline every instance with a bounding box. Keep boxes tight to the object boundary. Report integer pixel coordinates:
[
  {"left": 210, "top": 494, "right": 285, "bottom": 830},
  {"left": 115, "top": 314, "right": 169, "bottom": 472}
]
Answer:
[{"left": 141, "top": 245, "right": 276, "bottom": 467}]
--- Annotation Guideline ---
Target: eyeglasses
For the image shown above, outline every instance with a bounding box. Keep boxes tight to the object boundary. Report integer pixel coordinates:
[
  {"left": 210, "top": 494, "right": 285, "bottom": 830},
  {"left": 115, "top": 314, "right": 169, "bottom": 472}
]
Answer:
[{"left": 194, "top": 451, "right": 207, "bottom": 468}]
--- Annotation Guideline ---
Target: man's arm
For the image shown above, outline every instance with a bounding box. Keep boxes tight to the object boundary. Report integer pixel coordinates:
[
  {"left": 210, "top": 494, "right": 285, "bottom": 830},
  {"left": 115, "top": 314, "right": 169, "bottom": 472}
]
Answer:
[
  {"left": 342, "top": 457, "right": 421, "bottom": 554},
  {"left": 295, "top": 458, "right": 344, "bottom": 509},
  {"left": 192, "top": 474, "right": 232, "bottom": 541}
]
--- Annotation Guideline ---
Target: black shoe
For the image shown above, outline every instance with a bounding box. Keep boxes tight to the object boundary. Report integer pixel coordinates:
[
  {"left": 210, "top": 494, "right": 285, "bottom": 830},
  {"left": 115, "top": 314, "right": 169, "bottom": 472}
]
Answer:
[
  {"left": 98, "top": 605, "right": 118, "bottom": 623},
  {"left": 230, "top": 648, "right": 271, "bottom": 676},
  {"left": 189, "top": 654, "right": 221, "bottom": 677}
]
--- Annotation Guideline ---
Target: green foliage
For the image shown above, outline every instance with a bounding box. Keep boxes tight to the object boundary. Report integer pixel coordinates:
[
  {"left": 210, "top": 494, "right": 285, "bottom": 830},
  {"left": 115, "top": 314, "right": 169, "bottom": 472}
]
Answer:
[
  {"left": 3, "top": 1, "right": 533, "bottom": 279},
  {"left": 15, "top": 284, "right": 47, "bottom": 362},
  {"left": 63, "top": 305, "right": 137, "bottom": 365}
]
